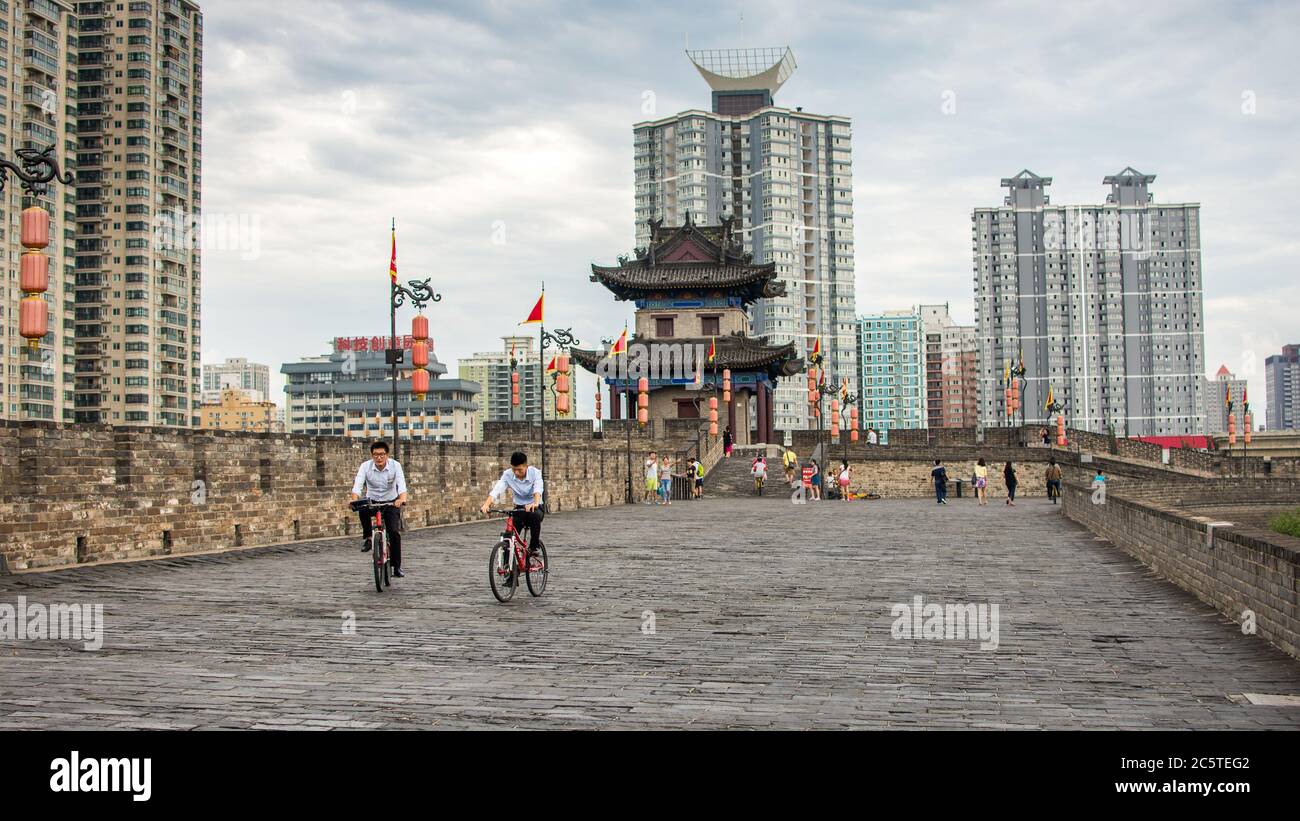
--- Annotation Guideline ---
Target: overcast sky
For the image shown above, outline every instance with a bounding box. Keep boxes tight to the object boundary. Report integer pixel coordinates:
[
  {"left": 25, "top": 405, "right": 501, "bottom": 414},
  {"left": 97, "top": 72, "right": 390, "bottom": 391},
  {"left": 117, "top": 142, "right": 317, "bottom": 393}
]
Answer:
[{"left": 200, "top": 0, "right": 1299, "bottom": 419}]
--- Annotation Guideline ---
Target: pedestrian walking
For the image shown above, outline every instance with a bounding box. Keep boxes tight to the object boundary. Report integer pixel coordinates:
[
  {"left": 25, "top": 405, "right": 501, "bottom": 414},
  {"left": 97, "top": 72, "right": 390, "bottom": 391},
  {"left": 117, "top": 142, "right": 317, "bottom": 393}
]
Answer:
[
  {"left": 643, "top": 452, "right": 659, "bottom": 504},
  {"left": 867, "top": 428, "right": 879, "bottom": 446},
  {"left": 1045, "top": 457, "right": 1062, "bottom": 504},
  {"left": 723, "top": 426, "right": 733, "bottom": 457},
  {"left": 1039, "top": 426, "right": 1050, "bottom": 445},
  {"left": 974, "top": 457, "right": 989, "bottom": 506},
  {"left": 1004, "top": 461, "right": 1018, "bottom": 506},
  {"left": 809, "top": 458, "right": 822, "bottom": 501},
  {"left": 693, "top": 457, "right": 705, "bottom": 499},
  {"left": 837, "top": 460, "right": 852, "bottom": 501},
  {"left": 932, "top": 459, "right": 949, "bottom": 505},
  {"left": 658, "top": 456, "right": 675, "bottom": 505}
]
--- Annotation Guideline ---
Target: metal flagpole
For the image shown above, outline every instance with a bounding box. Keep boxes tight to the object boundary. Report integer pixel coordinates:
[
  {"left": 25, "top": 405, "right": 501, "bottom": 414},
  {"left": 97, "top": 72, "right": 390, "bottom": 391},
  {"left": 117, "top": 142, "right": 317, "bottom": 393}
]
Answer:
[{"left": 538, "top": 282, "right": 547, "bottom": 508}]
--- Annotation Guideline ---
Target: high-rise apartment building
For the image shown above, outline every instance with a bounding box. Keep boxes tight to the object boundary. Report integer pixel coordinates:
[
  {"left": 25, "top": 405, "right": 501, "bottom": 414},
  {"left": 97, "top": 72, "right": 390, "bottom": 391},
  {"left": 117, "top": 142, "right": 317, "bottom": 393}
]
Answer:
[
  {"left": 633, "top": 48, "right": 855, "bottom": 432},
  {"left": 856, "top": 309, "right": 924, "bottom": 438},
  {"left": 919, "top": 304, "right": 977, "bottom": 429},
  {"left": 72, "top": 0, "right": 203, "bottom": 428},
  {"left": 1203, "top": 364, "right": 1249, "bottom": 435},
  {"left": 0, "top": 0, "right": 78, "bottom": 423},
  {"left": 457, "top": 335, "right": 556, "bottom": 441},
  {"left": 973, "top": 169, "right": 1205, "bottom": 436},
  {"left": 1265, "top": 343, "right": 1299, "bottom": 431},
  {"left": 201, "top": 356, "right": 269, "bottom": 403}
]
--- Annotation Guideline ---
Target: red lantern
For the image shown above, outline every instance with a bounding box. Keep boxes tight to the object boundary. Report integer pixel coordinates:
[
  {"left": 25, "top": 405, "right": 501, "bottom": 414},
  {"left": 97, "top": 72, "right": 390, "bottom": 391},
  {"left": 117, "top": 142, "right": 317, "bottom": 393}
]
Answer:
[
  {"left": 19, "top": 296, "right": 47, "bottom": 346},
  {"left": 709, "top": 421, "right": 718, "bottom": 436},
  {"left": 1056, "top": 414, "right": 1066, "bottom": 446},
  {"left": 1244, "top": 412, "right": 1253, "bottom": 445},
  {"left": 511, "top": 371, "right": 520, "bottom": 406},
  {"left": 411, "top": 368, "right": 429, "bottom": 397},
  {"left": 557, "top": 373, "right": 569, "bottom": 393},
  {"left": 411, "top": 340, "right": 429, "bottom": 368},
  {"left": 557, "top": 354, "right": 570, "bottom": 374},
  {"left": 637, "top": 407, "right": 648, "bottom": 426},
  {"left": 722, "top": 368, "right": 732, "bottom": 403},
  {"left": 19, "top": 251, "right": 48, "bottom": 293},
  {"left": 637, "top": 377, "right": 649, "bottom": 393},
  {"left": 411, "top": 314, "right": 429, "bottom": 341},
  {"left": 20, "top": 207, "right": 49, "bottom": 249},
  {"left": 637, "top": 393, "right": 649, "bottom": 409},
  {"left": 557, "top": 394, "right": 570, "bottom": 415},
  {"left": 850, "top": 428, "right": 859, "bottom": 443},
  {"left": 1228, "top": 413, "right": 1237, "bottom": 446}
]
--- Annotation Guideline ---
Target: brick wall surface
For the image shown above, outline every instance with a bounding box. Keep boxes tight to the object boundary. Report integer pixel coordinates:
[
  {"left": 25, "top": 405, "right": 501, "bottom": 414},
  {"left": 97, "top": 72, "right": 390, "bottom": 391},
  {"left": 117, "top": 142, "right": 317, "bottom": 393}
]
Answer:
[
  {"left": 1061, "top": 478, "right": 1300, "bottom": 660},
  {"left": 0, "top": 422, "right": 631, "bottom": 573}
]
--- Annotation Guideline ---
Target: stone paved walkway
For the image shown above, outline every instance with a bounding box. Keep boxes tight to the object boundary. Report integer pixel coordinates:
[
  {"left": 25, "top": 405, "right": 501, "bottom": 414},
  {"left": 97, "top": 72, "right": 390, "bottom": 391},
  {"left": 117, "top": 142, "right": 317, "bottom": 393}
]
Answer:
[{"left": 1, "top": 496, "right": 1298, "bottom": 729}]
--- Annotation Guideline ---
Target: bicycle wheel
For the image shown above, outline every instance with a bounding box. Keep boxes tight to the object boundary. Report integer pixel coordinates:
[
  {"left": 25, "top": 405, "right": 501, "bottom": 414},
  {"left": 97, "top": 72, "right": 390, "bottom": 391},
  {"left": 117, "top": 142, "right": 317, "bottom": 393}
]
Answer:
[
  {"left": 372, "top": 531, "right": 385, "bottom": 593},
  {"left": 488, "top": 539, "right": 517, "bottom": 603},
  {"left": 526, "top": 542, "right": 549, "bottom": 597}
]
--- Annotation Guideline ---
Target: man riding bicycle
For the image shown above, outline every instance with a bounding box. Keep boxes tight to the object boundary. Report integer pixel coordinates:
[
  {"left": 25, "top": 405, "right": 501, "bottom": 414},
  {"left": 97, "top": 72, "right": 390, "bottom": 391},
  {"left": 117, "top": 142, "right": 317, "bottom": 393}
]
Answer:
[
  {"left": 479, "top": 451, "right": 545, "bottom": 562},
  {"left": 350, "top": 439, "right": 408, "bottom": 578}
]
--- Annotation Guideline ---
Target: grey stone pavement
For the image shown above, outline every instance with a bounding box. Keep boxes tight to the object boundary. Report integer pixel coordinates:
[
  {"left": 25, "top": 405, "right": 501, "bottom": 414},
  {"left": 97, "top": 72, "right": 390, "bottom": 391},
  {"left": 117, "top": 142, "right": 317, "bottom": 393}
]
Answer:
[{"left": 1, "top": 495, "right": 1298, "bottom": 730}]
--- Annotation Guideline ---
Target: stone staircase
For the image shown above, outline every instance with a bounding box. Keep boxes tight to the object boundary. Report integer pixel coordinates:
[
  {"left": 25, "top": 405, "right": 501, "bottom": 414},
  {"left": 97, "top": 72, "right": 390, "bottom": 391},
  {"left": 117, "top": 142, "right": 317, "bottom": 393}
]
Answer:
[{"left": 704, "top": 445, "right": 787, "bottom": 497}]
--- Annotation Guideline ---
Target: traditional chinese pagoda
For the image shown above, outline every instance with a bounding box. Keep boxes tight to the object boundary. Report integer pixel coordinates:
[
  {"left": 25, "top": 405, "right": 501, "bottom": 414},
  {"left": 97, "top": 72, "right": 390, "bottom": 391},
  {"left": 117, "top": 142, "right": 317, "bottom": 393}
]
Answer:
[{"left": 571, "top": 215, "right": 802, "bottom": 445}]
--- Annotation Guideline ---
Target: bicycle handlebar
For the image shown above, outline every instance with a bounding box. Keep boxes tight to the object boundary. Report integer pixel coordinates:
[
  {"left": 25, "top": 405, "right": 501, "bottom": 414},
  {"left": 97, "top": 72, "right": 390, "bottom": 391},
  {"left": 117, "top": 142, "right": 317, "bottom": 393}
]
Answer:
[{"left": 350, "top": 499, "right": 397, "bottom": 512}]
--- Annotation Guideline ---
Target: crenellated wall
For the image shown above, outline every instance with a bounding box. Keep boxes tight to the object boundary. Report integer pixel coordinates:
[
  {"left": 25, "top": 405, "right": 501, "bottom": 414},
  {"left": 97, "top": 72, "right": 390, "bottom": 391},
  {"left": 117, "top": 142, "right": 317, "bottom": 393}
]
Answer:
[{"left": 0, "top": 422, "right": 631, "bottom": 573}]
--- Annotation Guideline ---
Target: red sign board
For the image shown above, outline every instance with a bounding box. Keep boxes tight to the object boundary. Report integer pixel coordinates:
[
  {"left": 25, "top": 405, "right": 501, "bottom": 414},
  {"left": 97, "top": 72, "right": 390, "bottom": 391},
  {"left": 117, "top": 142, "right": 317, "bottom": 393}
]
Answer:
[
  {"left": 801, "top": 467, "right": 813, "bottom": 487},
  {"left": 334, "top": 335, "right": 419, "bottom": 353}
]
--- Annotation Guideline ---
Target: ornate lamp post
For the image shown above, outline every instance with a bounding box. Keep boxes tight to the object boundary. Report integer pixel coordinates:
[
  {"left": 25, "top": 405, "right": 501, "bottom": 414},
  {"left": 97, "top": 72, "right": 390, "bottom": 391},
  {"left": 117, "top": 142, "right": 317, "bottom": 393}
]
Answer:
[
  {"left": 1046, "top": 397, "right": 1067, "bottom": 447},
  {"left": 389, "top": 273, "right": 439, "bottom": 455},
  {"left": 808, "top": 348, "right": 829, "bottom": 458},
  {"left": 7, "top": 147, "right": 73, "bottom": 351},
  {"left": 603, "top": 334, "right": 634, "bottom": 503},
  {"left": 538, "top": 325, "right": 578, "bottom": 509},
  {"left": 1006, "top": 357, "right": 1027, "bottom": 446},
  {"left": 839, "top": 385, "right": 859, "bottom": 468}
]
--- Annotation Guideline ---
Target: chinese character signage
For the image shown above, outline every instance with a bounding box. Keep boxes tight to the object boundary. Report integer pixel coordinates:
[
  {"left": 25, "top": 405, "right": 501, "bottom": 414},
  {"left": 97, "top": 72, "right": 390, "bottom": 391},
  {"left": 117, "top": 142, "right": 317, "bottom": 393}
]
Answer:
[{"left": 334, "top": 335, "right": 418, "bottom": 354}]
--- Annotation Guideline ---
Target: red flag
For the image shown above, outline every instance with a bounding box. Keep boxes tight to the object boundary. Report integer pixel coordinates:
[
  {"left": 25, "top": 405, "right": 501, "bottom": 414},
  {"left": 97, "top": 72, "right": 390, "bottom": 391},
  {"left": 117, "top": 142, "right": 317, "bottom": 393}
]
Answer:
[
  {"left": 707, "top": 337, "right": 716, "bottom": 363},
  {"left": 389, "top": 226, "right": 397, "bottom": 283},
  {"left": 811, "top": 337, "right": 821, "bottom": 358},
  {"left": 609, "top": 327, "right": 628, "bottom": 356},
  {"left": 522, "top": 293, "right": 544, "bottom": 324},
  {"left": 546, "top": 356, "right": 557, "bottom": 372}
]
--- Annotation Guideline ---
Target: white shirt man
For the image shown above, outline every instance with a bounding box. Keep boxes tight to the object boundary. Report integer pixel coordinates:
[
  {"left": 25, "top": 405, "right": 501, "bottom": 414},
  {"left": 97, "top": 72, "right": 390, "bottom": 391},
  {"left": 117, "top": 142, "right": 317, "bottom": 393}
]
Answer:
[
  {"left": 867, "top": 429, "right": 879, "bottom": 445},
  {"left": 479, "top": 451, "right": 546, "bottom": 555},
  {"left": 349, "top": 441, "right": 408, "bottom": 576}
]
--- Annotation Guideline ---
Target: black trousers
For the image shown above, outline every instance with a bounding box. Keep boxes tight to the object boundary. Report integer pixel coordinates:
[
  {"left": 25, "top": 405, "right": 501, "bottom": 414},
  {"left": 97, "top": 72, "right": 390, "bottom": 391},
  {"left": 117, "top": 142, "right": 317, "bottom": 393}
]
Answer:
[
  {"left": 359, "top": 505, "right": 403, "bottom": 569},
  {"left": 1006, "top": 481, "right": 1018, "bottom": 501},
  {"left": 511, "top": 508, "right": 544, "bottom": 550}
]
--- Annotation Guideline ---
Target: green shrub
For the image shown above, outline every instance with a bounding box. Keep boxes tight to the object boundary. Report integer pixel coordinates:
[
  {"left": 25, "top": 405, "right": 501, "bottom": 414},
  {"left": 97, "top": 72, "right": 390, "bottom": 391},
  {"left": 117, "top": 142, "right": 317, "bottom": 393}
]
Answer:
[{"left": 1271, "top": 508, "right": 1300, "bottom": 539}]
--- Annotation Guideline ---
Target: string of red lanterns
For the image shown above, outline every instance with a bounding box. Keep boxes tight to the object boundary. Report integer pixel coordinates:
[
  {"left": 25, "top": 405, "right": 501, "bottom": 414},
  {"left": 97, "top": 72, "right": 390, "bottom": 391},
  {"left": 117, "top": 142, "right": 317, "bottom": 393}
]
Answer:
[{"left": 19, "top": 207, "right": 50, "bottom": 349}]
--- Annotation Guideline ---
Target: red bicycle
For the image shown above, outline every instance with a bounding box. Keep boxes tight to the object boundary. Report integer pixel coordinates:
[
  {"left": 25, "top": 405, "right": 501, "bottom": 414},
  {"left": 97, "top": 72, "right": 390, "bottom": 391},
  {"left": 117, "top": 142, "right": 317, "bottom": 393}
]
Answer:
[
  {"left": 352, "top": 499, "right": 395, "bottom": 592},
  {"left": 487, "top": 507, "right": 548, "bottom": 603}
]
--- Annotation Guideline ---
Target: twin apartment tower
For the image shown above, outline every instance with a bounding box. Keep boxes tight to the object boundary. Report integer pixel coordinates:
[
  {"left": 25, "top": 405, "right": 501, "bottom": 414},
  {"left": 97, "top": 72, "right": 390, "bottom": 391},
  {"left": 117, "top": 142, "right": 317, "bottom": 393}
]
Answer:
[{"left": 635, "top": 48, "right": 1204, "bottom": 436}]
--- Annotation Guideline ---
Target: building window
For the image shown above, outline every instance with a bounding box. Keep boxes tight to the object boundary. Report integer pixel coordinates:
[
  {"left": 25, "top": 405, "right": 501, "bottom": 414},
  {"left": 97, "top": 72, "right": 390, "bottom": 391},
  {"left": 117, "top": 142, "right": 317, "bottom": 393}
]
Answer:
[
  {"left": 655, "top": 317, "right": 674, "bottom": 338},
  {"left": 701, "top": 316, "right": 720, "bottom": 337}
]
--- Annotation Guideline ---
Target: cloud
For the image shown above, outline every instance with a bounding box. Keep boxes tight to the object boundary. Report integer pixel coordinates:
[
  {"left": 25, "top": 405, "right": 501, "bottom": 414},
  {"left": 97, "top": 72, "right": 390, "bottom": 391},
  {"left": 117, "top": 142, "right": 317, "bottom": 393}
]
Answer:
[{"left": 201, "top": 0, "right": 1300, "bottom": 422}]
